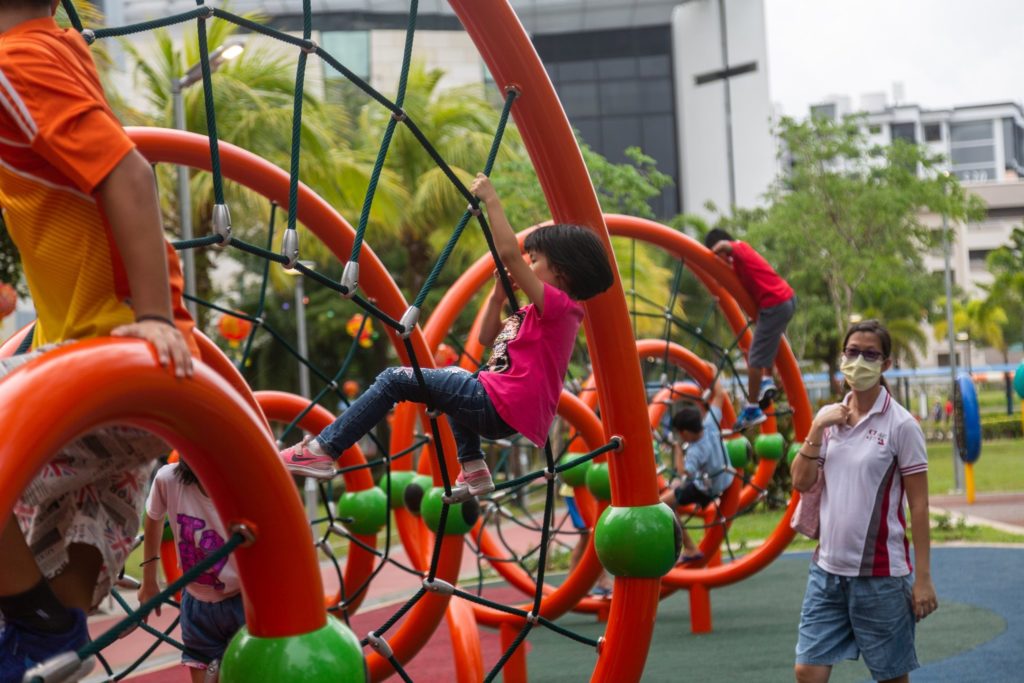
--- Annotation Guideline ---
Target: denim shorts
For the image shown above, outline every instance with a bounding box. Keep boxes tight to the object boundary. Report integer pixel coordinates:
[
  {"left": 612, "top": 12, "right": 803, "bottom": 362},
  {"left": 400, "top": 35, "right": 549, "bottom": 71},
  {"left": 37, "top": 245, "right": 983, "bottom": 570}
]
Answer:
[
  {"left": 180, "top": 591, "right": 246, "bottom": 668},
  {"left": 565, "top": 496, "right": 586, "bottom": 531},
  {"left": 796, "top": 563, "right": 919, "bottom": 681}
]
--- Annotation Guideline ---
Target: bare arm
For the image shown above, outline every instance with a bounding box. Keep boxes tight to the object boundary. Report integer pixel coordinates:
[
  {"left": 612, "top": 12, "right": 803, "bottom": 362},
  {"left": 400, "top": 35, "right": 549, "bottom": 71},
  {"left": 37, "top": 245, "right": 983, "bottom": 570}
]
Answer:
[
  {"left": 137, "top": 514, "right": 164, "bottom": 620},
  {"left": 478, "top": 276, "right": 508, "bottom": 347},
  {"left": 791, "top": 403, "right": 848, "bottom": 492},
  {"left": 98, "top": 150, "right": 193, "bottom": 378},
  {"left": 904, "top": 472, "right": 937, "bottom": 621},
  {"left": 470, "top": 174, "right": 546, "bottom": 314},
  {"left": 707, "top": 379, "right": 727, "bottom": 411},
  {"left": 711, "top": 241, "right": 733, "bottom": 257}
]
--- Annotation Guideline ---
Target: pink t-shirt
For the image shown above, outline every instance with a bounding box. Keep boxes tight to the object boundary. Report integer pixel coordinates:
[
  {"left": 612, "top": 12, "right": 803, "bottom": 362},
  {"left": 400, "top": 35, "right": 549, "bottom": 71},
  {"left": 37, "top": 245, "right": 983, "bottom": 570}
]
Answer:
[
  {"left": 479, "top": 284, "right": 583, "bottom": 447},
  {"left": 145, "top": 464, "right": 241, "bottom": 602}
]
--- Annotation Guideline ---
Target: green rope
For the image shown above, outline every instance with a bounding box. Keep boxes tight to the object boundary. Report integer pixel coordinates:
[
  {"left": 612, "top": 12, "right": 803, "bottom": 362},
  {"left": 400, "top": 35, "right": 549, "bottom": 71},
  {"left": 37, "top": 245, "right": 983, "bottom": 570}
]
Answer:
[
  {"left": 58, "top": 0, "right": 82, "bottom": 31},
  {"left": 349, "top": 0, "right": 420, "bottom": 264},
  {"left": 194, "top": 5, "right": 226, "bottom": 207},
  {"left": 239, "top": 203, "right": 278, "bottom": 367},
  {"left": 89, "top": 7, "right": 207, "bottom": 40},
  {"left": 284, "top": 0, "right": 313, "bottom": 242}
]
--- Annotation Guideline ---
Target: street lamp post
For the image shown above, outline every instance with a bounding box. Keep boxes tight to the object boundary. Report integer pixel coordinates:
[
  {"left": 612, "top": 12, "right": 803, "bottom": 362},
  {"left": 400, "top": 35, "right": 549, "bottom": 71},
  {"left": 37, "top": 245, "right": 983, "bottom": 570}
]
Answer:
[
  {"left": 286, "top": 261, "right": 317, "bottom": 525},
  {"left": 171, "top": 43, "right": 244, "bottom": 321},
  {"left": 957, "top": 331, "right": 971, "bottom": 374},
  {"left": 941, "top": 181, "right": 965, "bottom": 492}
]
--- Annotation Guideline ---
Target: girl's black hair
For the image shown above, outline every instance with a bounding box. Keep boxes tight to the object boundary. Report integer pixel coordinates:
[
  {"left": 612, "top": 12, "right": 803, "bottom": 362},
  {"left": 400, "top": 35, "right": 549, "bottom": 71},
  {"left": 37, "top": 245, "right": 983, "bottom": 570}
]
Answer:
[
  {"left": 522, "top": 224, "right": 614, "bottom": 301},
  {"left": 842, "top": 318, "right": 892, "bottom": 391},
  {"left": 703, "top": 228, "right": 733, "bottom": 250},
  {"left": 173, "top": 458, "right": 200, "bottom": 487}
]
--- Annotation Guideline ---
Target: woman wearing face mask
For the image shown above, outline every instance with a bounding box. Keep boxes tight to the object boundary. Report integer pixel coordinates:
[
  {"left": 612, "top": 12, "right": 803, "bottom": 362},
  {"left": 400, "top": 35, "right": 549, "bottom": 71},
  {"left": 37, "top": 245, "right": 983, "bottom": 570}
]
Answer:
[{"left": 790, "top": 319, "right": 937, "bottom": 683}]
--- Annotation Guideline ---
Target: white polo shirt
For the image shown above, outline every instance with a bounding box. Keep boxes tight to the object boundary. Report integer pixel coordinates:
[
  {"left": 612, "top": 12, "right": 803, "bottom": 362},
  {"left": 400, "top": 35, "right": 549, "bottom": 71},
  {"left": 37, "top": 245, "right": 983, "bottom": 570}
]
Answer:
[{"left": 814, "top": 388, "right": 928, "bottom": 577}]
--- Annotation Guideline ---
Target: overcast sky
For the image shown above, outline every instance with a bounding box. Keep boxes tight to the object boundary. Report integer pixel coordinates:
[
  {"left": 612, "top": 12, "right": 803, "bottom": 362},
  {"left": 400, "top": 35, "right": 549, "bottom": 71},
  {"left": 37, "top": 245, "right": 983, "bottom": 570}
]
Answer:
[{"left": 763, "top": 0, "right": 1024, "bottom": 116}]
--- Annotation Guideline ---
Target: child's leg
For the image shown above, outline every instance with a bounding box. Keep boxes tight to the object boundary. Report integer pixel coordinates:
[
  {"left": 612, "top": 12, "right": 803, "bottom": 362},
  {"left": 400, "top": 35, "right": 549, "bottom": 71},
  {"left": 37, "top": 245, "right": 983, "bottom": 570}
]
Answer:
[{"left": 317, "top": 366, "right": 494, "bottom": 458}]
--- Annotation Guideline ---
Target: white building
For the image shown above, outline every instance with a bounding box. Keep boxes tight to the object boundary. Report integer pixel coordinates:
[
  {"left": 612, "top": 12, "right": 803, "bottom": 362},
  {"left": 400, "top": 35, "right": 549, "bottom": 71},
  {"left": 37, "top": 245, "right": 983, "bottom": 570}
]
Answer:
[
  {"left": 101, "top": 0, "right": 778, "bottom": 220},
  {"left": 813, "top": 95, "right": 1024, "bottom": 368}
]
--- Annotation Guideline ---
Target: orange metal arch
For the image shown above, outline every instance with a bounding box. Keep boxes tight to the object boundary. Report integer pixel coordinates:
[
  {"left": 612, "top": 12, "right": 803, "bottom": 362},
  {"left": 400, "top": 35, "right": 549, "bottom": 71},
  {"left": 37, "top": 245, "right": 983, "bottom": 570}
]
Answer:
[
  {"left": 254, "top": 391, "right": 377, "bottom": 616},
  {"left": 451, "top": 3, "right": 666, "bottom": 679},
  {"left": 0, "top": 339, "right": 324, "bottom": 637}
]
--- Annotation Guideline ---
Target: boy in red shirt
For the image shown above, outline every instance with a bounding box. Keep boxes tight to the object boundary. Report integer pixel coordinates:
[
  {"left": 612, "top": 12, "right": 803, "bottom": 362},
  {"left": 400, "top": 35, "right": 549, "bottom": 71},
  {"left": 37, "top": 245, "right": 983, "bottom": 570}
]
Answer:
[
  {"left": 704, "top": 228, "right": 795, "bottom": 430},
  {"left": 0, "top": 0, "right": 195, "bottom": 678}
]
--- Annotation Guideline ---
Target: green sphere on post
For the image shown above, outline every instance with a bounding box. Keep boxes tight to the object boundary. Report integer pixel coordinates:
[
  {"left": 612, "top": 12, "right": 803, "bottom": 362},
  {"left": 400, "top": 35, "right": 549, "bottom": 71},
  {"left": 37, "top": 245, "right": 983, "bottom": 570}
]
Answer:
[
  {"left": 585, "top": 461, "right": 612, "bottom": 501},
  {"left": 378, "top": 470, "right": 417, "bottom": 509},
  {"left": 403, "top": 474, "right": 435, "bottom": 515},
  {"left": 724, "top": 437, "right": 750, "bottom": 468},
  {"left": 558, "top": 454, "right": 592, "bottom": 488},
  {"left": 787, "top": 442, "right": 802, "bottom": 465},
  {"left": 337, "top": 487, "right": 388, "bottom": 535},
  {"left": 221, "top": 618, "right": 366, "bottom": 683},
  {"left": 594, "top": 504, "right": 682, "bottom": 577},
  {"left": 754, "top": 433, "right": 785, "bottom": 461},
  {"left": 421, "top": 487, "right": 481, "bottom": 535}
]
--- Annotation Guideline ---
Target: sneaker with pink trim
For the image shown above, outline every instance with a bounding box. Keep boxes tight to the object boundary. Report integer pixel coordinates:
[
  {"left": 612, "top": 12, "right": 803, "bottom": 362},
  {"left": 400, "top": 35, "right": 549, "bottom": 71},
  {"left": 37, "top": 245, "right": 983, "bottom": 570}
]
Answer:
[
  {"left": 279, "top": 436, "right": 336, "bottom": 479},
  {"left": 446, "top": 466, "right": 495, "bottom": 503}
]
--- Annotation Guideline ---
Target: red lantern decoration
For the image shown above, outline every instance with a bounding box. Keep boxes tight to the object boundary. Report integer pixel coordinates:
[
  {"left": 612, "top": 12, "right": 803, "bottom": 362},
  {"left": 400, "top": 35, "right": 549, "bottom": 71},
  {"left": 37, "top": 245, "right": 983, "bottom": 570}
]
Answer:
[
  {"left": 0, "top": 282, "right": 16, "bottom": 320},
  {"left": 342, "top": 380, "right": 360, "bottom": 399},
  {"left": 345, "top": 313, "right": 375, "bottom": 349},
  {"left": 217, "top": 312, "right": 252, "bottom": 348}
]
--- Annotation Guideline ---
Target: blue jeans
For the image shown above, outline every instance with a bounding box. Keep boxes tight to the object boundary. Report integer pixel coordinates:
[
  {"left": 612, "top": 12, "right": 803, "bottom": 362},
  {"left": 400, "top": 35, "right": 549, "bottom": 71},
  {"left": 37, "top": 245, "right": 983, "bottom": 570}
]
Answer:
[
  {"left": 796, "top": 563, "right": 918, "bottom": 680},
  {"left": 317, "top": 366, "right": 514, "bottom": 463}
]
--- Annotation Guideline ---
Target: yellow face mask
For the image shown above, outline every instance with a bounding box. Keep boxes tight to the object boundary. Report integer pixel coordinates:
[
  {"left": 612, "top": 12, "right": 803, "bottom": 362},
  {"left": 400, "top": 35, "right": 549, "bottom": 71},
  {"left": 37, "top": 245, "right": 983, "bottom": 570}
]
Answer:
[{"left": 840, "top": 354, "right": 883, "bottom": 391}]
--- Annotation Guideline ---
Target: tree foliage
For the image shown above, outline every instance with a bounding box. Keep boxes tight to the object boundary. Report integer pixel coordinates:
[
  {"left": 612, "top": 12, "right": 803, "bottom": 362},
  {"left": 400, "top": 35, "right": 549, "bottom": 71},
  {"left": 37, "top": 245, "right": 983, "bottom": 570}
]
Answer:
[{"left": 719, "top": 115, "right": 985, "bottom": 381}]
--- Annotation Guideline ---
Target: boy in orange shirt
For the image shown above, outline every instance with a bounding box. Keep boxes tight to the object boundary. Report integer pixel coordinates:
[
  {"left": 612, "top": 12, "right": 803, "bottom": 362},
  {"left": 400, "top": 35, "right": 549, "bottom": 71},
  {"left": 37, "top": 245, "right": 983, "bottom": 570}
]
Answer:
[{"left": 0, "top": 0, "right": 196, "bottom": 678}]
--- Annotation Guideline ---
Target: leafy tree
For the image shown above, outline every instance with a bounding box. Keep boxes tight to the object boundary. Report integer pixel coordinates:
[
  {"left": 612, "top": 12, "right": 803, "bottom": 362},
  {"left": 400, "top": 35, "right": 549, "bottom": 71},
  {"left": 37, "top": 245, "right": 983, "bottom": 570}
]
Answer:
[
  {"left": 986, "top": 226, "right": 1024, "bottom": 349},
  {"left": 740, "top": 115, "right": 986, "bottom": 386}
]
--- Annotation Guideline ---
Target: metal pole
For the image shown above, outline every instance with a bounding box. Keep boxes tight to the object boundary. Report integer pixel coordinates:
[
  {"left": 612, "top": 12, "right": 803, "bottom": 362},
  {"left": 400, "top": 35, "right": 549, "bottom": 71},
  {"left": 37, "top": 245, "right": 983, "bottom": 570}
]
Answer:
[
  {"left": 172, "top": 83, "right": 198, "bottom": 321},
  {"left": 717, "top": 0, "right": 737, "bottom": 207},
  {"left": 941, "top": 207, "right": 964, "bottom": 492},
  {"left": 294, "top": 275, "right": 316, "bottom": 523}
]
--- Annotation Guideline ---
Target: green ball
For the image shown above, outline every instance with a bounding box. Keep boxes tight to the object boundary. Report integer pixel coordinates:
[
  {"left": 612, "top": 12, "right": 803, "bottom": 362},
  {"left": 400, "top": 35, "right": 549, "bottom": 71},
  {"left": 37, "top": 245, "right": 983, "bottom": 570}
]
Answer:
[
  {"left": 1015, "top": 363, "right": 1024, "bottom": 399},
  {"left": 724, "top": 437, "right": 750, "bottom": 468},
  {"left": 378, "top": 470, "right": 417, "bottom": 509},
  {"left": 221, "top": 618, "right": 366, "bottom": 683},
  {"left": 754, "top": 433, "right": 785, "bottom": 461},
  {"left": 787, "top": 442, "right": 802, "bottom": 465},
  {"left": 558, "top": 454, "right": 592, "bottom": 488},
  {"left": 585, "top": 461, "right": 612, "bottom": 501},
  {"left": 420, "top": 487, "right": 481, "bottom": 535},
  {"left": 594, "top": 503, "right": 682, "bottom": 578},
  {"left": 337, "top": 487, "right": 388, "bottom": 535},
  {"left": 403, "top": 474, "right": 435, "bottom": 515}
]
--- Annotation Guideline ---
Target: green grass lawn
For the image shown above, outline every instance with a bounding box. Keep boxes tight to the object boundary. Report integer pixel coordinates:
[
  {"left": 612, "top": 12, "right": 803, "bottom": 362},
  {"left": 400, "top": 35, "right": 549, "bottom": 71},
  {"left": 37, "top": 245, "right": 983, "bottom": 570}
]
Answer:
[{"left": 926, "top": 438, "right": 1024, "bottom": 494}]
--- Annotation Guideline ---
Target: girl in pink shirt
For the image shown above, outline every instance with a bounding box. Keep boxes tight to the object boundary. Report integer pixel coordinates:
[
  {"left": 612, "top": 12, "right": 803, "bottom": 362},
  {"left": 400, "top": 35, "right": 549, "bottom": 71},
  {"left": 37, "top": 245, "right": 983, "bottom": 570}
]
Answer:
[{"left": 280, "top": 174, "right": 613, "bottom": 501}]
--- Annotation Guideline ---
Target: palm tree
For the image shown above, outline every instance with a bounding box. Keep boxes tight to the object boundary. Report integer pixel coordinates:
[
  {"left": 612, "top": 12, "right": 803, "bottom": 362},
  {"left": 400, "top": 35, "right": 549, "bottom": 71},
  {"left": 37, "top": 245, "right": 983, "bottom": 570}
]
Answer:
[
  {"left": 345, "top": 62, "right": 516, "bottom": 302},
  {"left": 117, "top": 21, "right": 407, "bottom": 319}
]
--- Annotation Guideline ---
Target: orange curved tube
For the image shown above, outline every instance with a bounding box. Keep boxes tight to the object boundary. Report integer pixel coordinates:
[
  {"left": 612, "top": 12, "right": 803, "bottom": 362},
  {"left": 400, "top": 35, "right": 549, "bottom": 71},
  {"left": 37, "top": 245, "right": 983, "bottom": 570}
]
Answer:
[
  {"left": 253, "top": 391, "right": 377, "bottom": 615},
  {"left": 447, "top": 599, "right": 485, "bottom": 683},
  {"left": 0, "top": 339, "right": 324, "bottom": 637},
  {"left": 128, "top": 127, "right": 462, "bottom": 678}
]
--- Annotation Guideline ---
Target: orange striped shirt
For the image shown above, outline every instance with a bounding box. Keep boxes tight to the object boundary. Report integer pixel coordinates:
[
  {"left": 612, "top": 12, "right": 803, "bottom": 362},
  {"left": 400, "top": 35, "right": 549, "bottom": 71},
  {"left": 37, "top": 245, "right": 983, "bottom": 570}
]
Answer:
[{"left": 0, "top": 17, "right": 195, "bottom": 350}]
